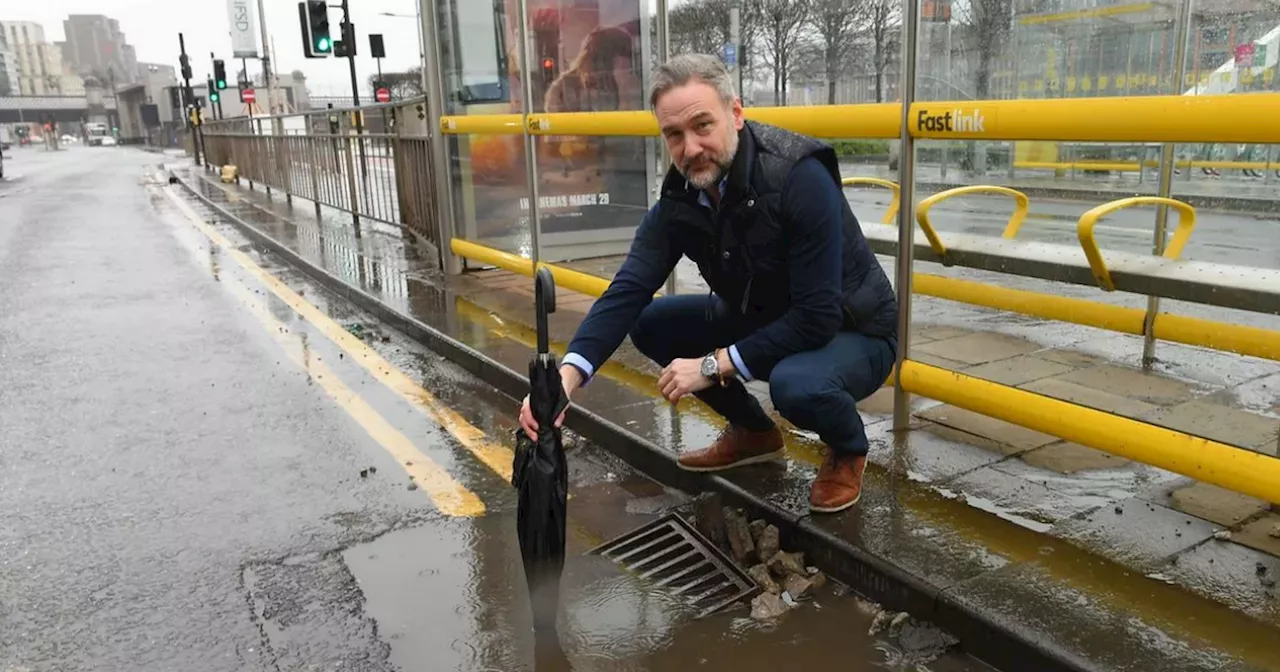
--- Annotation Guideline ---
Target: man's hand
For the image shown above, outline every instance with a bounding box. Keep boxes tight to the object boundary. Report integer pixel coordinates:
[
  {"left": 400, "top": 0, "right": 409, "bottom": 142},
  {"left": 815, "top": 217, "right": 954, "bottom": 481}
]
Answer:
[
  {"left": 518, "top": 364, "right": 584, "bottom": 440},
  {"left": 658, "top": 358, "right": 714, "bottom": 404}
]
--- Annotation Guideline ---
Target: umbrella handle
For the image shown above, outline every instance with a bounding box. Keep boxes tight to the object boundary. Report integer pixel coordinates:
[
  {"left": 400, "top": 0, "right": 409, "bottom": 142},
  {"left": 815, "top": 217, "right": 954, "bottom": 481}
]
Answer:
[{"left": 535, "top": 267, "right": 556, "bottom": 355}]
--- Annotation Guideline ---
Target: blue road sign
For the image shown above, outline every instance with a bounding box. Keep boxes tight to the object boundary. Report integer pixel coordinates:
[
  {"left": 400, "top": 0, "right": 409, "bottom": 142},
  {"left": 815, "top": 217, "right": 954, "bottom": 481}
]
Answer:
[{"left": 721, "top": 43, "right": 737, "bottom": 67}]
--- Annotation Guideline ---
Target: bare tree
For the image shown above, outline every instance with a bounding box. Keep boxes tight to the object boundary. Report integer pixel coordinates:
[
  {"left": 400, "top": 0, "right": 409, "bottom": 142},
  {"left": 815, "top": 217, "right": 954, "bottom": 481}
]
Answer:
[
  {"left": 953, "top": 0, "right": 1013, "bottom": 98},
  {"left": 666, "top": 0, "right": 766, "bottom": 97},
  {"left": 759, "top": 0, "right": 812, "bottom": 105},
  {"left": 669, "top": 1, "right": 726, "bottom": 56},
  {"left": 862, "top": 0, "right": 899, "bottom": 103},
  {"left": 808, "top": 0, "right": 864, "bottom": 104}
]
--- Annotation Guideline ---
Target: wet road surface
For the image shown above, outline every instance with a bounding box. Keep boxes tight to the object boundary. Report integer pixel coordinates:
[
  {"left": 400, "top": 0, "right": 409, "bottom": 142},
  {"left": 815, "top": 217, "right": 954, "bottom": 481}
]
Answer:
[{"left": 0, "top": 147, "right": 996, "bottom": 670}]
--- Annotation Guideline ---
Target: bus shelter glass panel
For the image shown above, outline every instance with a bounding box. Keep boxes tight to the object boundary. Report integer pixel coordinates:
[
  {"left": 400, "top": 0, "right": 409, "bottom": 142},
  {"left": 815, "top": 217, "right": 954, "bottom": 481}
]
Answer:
[
  {"left": 906, "top": 0, "right": 1188, "bottom": 376},
  {"left": 530, "top": 0, "right": 657, "bottom": 264},
  {"left": 437, "top": 0, "right": 530, "bottom": 256}
]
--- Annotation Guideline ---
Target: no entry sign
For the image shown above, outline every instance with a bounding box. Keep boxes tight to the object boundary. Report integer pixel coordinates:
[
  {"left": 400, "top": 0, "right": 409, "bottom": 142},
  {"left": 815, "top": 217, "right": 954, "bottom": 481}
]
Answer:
[
  {"left": 376, "top": 87, "right": 391, "bottom": 103},
  {"left": 242, "top": 88, "right": 256, "bottom": 103}
]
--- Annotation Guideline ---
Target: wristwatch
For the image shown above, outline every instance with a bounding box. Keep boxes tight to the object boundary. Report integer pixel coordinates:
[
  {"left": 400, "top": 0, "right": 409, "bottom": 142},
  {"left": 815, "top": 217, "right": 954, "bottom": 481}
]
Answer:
[{"left": 701, "top": 351, "right": 728, "bottom": 387}]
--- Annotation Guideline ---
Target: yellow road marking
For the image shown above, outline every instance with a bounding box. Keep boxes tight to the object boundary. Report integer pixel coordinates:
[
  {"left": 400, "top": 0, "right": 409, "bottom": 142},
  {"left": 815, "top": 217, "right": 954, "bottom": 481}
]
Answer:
[
  {"left": 221, "top": 275, "right": 484, "bottom": 517},
  {"left": 162, "top": 185, "right": 516, "bottom": 484}
]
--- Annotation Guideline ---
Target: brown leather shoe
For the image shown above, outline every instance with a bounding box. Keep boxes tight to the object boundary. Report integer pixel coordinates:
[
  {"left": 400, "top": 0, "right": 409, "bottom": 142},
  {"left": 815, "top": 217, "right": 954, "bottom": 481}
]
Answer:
[
  {"left": 677, "top": 424, "right": 784, "bottom": 472},
  {"left": 809, "top": 453, "right": 866, "bottom": 513}
]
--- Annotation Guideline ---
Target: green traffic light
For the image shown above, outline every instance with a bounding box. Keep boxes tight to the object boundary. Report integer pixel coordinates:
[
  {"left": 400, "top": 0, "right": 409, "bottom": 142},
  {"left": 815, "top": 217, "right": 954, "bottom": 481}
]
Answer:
[
  {"left": 210, "top": 92, "right": 220, "bottom": 102},
  {"left": 316, "top": 37, "right": 331, "bottom": 52},
  {"left": 216, "top": 79, "right": 226, "bottom": 89}
]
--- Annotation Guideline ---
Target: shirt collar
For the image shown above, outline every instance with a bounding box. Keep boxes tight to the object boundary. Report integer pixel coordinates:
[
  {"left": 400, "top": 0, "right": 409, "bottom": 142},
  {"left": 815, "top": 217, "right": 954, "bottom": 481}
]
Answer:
[{"left": 695, "top": 175, "right": 729, "bottom": 209}]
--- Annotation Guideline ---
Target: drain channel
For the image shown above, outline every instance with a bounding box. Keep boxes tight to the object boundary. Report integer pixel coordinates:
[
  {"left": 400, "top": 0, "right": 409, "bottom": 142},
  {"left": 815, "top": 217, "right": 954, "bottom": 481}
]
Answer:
[{"left": 588, "top": 513, "right": 758, "bottom": 618}]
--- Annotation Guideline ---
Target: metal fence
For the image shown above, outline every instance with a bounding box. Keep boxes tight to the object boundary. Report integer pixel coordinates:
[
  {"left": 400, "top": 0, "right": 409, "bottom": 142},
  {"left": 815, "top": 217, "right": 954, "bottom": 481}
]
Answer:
[{"left": 198, "top": 100, "right": 441, "bottom": 251}]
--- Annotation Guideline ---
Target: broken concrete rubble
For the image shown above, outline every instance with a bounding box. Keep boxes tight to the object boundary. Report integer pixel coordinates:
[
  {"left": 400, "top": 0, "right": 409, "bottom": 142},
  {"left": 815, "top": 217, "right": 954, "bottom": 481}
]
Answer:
[
  {"left": 750, "top": 592, "right": 792, "bottom": 620},
  {"left": 768, "top": 550, "right": 807, "bottom": 579},
  {"left": 724, "top": 508, "right": 756, "bottom": 565},
  {"left": 692, "top": 493, "right": 728, "bottom": 553},
  {"left": 756, "top": 523, "right": 780, "bottom": 562},
  {"left": 748, "top": 564, "right": 780, "bottom": 595},
  {"left": 806, "top": 566, "right": 828, "bottom": 591},
  {"left": 782, "top": 574, "right": 814, "bottom": 600}
]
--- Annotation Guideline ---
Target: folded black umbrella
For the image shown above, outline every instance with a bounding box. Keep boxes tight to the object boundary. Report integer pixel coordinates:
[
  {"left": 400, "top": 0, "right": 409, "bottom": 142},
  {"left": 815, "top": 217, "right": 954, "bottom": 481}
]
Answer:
[{"left": 512, "top": 268, "right": 571, "bottom": 632}]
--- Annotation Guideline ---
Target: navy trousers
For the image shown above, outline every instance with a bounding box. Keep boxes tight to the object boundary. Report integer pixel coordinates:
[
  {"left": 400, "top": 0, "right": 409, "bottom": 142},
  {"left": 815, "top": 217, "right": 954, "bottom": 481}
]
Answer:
[{"left": 628, "top": 295, "right": 896, "bottom": 456}]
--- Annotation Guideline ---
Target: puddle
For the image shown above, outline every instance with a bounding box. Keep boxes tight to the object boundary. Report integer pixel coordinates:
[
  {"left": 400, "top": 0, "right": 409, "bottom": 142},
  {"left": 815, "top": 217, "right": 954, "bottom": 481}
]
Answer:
[{"left": 336, "top": 498, "right": 991, "bottom": 672}]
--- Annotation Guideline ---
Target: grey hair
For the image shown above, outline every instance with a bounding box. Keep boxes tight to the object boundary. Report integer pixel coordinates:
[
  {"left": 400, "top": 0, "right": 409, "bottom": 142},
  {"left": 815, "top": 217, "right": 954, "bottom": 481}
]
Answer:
[{"left": 649, "top": 54, "right": 737, "bottom": 109}]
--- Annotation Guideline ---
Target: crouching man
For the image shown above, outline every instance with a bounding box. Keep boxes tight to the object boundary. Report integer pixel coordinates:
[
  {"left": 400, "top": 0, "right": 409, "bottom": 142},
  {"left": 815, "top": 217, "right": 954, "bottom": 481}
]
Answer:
[{"left": 520, "top": 54, "right": 898, "bottom": 513}]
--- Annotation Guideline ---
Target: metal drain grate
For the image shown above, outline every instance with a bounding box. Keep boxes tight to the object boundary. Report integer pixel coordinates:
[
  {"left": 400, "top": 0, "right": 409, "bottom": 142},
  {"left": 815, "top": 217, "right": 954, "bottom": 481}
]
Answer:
[{"left": 587, "top": 513, "right": 758, "bottom": 618}]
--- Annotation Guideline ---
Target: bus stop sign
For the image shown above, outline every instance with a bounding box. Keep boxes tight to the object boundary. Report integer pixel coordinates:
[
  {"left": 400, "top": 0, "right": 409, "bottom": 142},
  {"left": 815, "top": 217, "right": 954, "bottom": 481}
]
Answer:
[{"left": 720, "top": 43, "right": 736, "bottom": 68}]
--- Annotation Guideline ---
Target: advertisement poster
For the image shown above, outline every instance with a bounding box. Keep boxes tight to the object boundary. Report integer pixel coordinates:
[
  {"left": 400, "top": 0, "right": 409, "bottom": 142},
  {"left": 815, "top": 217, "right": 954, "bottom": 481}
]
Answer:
[{"left": 453, "top": 0, "right": 653, "bottom": 261}]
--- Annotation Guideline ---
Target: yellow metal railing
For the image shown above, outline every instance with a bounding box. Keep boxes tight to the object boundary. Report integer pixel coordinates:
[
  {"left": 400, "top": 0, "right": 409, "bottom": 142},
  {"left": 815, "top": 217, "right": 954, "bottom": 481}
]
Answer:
[
  {"left": 443, "top": 93, "right": 1280, "bottom": 144},
  {"left": 842, "top": 177, "right": 901, "bottom": 225},
  {"left": 919, "top": 185, "right": 1031, "bottom": 242},
  {"left": 1078, "top": 197, "right": 1197, "bottom": 291},
  {"left": 898, "top": 360, "right": 1280, "bottom": 504}
]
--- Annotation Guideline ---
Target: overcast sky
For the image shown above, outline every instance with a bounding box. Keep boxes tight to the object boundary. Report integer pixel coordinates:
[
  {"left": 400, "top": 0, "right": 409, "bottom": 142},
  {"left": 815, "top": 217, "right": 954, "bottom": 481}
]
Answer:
[
  {"left": 7, "top": 0, "right": 684, "bottom": 97},
  {"left": 6, "top": 0, "right": 435, "bottom": 97}
]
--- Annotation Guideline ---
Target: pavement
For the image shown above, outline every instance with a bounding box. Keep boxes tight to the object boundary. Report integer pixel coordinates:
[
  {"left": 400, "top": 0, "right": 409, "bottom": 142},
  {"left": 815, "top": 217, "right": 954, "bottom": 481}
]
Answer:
[
  {"left": 168, "top": 149, "right": 1280, "bottom": 671},
  {"left": 0, "top": 146, "right": 1003, "bottom": 671}
]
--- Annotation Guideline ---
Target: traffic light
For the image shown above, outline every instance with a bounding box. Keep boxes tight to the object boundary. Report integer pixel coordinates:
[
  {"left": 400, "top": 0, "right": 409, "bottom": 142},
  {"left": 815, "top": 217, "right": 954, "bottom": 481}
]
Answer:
[
  {"left": 298, "top": 1, "right": 332, "bottom": 58},
  {"left": 208, "top": 79, "right": 220, "bottom": 103},
  {"left": 213, "top": 60, "right": 227, "bottom": 89},
  {"left": 540, "top": 57, "right": 557, "bottom": 85},
  {"left": 179, "top": 53, "right": 192, "bottom": 80},
  {"left": 334, "top": 21, "right": 356, "bottom": 57}
]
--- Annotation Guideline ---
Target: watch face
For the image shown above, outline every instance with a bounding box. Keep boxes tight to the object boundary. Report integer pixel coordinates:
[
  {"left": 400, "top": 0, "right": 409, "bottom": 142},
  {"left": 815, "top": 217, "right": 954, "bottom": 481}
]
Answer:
[{"left": 701, "top": 355, "right": 718, "bottom": 377}]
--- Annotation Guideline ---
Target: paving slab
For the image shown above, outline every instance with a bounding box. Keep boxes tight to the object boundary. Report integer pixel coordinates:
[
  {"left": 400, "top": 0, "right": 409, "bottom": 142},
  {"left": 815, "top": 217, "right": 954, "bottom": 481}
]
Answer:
[
  {"left": 1054, "top": 497, "right": 1218, "bottom": 571},
  {"left": 1017, "top": 377, "right": 1160, "bottom": 417},
  {"left": 1168, "top": 482, "right": 1270, "bottom": 527},
  {"left": 1140, "top": 399, "right": 1280, "bottom": 453},
  {"left": 914, "top": 332, "right": 1043, "bottom": 366},
  {"left": 804, "top": 469, "right": 1015, "bottom": 593},
  {"left": 1019, "top": 441, "right": 1133, "bottom": 474},
  {"left": 946, "top": 466, "right": 1116, "bottom": 530},
  {"left": 917, "top": 405, "right": 1059, "bottom": 455},
  {"left": 866, "top": 423, "right": 1007, "bottom": 484},
  {"left": 1054, "top": 363, "right": 1200, "bottom": 405},
  {"left": 937, "top": 561, "right": 1258, "bottom": 672},
  {"left": 1162, "top": 538, "right": 1280, "bottom": 623},
  {"left": 956, "top": 354, "right": 1078, "bottom": 386},
  {"left": 1036, "top": 348, "right": 1104, "bottom": 368},
  {"left": 911, "top": 351, "right": 972, "bottom": 370},
  {"left": 1232, "top": 513, "right": 1280, "bottom": 558},
  {"left": 1213, "top": 372, "right": 1280, "bottom": 418},
  {"left": 914, "top": 325, "right": 977, "bottom": 343}
]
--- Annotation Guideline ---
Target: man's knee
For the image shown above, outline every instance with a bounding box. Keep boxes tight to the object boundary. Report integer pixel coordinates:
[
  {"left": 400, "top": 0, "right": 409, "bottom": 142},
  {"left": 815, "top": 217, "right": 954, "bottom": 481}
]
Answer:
[{"left": 769, "top": 362, "right": 827, "bottom": 420}]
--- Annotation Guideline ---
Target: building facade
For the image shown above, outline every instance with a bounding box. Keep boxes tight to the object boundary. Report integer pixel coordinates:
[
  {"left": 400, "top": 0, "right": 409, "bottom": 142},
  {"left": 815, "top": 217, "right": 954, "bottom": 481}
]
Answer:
[
  {"left": 0, "top": 21, "right": 78, "bottom": 96},
  {"left": 60, "top": 15, "right": 137, "bottom": 85},
  {"left": 0, "top": 30, "right": 15, "bottom": 96}
]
